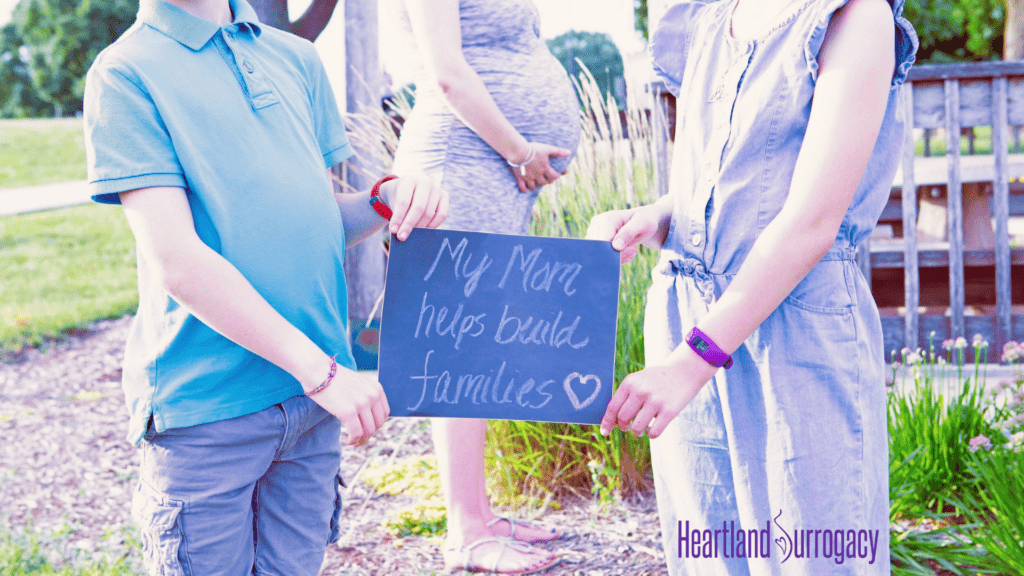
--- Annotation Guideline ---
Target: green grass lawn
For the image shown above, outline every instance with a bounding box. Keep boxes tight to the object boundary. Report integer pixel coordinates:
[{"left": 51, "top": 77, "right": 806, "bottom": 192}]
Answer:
[
  {"left": 0, "top": 119, "right": 87, "bottom": 189},
  {"left": 914, "top": 124, "right": 1024, "bottom": 157},
  {"left": 0, "top": 204, "right": 137, "bottom": 353}
]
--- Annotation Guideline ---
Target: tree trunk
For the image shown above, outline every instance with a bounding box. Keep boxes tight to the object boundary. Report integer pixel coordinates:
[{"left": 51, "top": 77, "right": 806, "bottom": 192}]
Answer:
[
  {"left": 247, "top": 0, "right": 290, "bottom": 31},
  {"left": 246, "top": 0, "right": 340, "bottom": 42},
  {"left": 1006, "top": 0, "right": 1024, "bottom": 60},
  {"left": 341, "top": 0, "right": 386, "bottom": 327}
]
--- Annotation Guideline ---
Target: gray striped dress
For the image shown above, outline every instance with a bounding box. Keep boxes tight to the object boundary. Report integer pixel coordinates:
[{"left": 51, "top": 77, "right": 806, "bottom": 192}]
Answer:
[{"left": 390, "top": 0, "right": 581, "bottom": 234}]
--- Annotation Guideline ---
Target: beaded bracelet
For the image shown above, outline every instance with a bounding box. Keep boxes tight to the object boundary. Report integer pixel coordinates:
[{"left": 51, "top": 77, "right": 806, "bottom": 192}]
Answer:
[
  {"left": 506, "top": 143, "right": 536, "bottom": 176},
  {"left": 307, "top": 354, "right": 338, "bottom": 396}
]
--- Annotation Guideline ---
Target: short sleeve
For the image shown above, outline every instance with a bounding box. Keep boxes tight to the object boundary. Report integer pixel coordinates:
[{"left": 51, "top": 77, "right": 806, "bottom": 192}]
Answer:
[
  {"left": 84, "top": 59, "right": 186, "bottom": 205},
  {"left": 804, "top": 0, "right": 919, "bottom": 90},
  {"left": 309, "top": 54, "right": 353, "bottom": 169},
  {"left": 649, "top": 2, "right": 710, "bottom": 97}
]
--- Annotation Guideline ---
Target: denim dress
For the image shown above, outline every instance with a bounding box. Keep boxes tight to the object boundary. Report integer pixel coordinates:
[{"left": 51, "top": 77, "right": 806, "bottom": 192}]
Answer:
[{"left": 646, "top": 1, "right": 916, "bottom": 574}]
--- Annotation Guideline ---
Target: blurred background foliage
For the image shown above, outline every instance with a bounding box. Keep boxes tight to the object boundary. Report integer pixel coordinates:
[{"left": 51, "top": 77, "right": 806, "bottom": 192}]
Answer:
[
  {"left": 0, "top": 0, "right": 1020, "bottom": 119},
  {"left": 0, "top": 0, "right": 139, "bottom": 118},
  {"left": 634, "top": 0, "right": 1018, "bottom": 62},
  {"left": 546, "top": 30, "right": 626, "bottom": 107}
]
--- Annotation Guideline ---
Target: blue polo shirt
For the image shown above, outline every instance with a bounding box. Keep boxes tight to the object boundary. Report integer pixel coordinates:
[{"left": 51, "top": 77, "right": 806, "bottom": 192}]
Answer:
[{"left": 84, "top": 0, "right": 357, "bottom": 444}]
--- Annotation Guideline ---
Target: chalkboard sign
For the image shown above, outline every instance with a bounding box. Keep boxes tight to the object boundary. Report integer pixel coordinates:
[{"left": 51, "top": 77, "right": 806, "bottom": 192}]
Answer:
[{"left": 378, "top": 228, "right": 620, "bottom": 424}]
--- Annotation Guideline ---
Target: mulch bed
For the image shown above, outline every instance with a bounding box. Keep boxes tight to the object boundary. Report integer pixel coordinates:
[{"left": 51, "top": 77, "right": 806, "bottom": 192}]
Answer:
[{"left": 0, "top": 316, "right": 669, "bottom": 575}]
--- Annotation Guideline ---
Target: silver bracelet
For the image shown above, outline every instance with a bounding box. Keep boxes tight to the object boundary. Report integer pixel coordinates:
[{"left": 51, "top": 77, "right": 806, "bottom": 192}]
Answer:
[{"left": 506, "top": 143, "right": 536, "bottom": 176}]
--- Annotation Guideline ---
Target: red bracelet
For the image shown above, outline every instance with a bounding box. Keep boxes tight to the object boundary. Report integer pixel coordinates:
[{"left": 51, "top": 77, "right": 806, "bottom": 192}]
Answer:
[
  {"left": 307, "top": 355, "right": 338, "bottom": 396},
  {"left": 370, "top": 175, "right": 398, "bottom": 220}
]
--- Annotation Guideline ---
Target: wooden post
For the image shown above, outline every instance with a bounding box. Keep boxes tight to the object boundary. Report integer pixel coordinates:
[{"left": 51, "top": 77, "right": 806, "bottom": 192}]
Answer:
[
  {"left": 650, "top": 82, "right": 670, "bottom": 198},
  {"left": 340, "top": 0, "right": 385, "bottom": 327},
  {"left": 901, "top": 83, "right": 920, "bottom": 351},
  {"left": 992, "top": 76, "right": 1013, "bottom": 353},
  {"left": 944, "top": 79, "right": 966, "bottom": 340}
]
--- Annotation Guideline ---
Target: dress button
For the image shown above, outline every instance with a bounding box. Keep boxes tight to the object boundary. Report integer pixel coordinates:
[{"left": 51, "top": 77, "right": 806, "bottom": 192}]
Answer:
[
  {"left": 243, "top": 61, "right": 254, "bottom": 74},
  {"left": 691, "top": 234, "right": 702, "bottom": 246}
]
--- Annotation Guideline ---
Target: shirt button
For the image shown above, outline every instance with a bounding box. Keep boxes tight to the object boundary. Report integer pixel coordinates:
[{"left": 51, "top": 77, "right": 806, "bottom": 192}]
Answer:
[
  {"left": 691, "top": 234, "right": 702, "bottom": 246},
  {"left": 243, "top": 61, "right": 254, "bottom": 74}
]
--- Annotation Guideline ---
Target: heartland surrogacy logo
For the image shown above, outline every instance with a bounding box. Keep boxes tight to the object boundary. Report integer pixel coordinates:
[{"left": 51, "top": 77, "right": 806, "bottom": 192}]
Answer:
[{"left": 677, "top": 510, "right": 882, "bottom": 565}]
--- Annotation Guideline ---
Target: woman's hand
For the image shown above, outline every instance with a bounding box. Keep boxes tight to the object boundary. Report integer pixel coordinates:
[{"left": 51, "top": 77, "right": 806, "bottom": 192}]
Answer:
[
  {"left": 508, "top": 142, "right": 571, "bottom": 192},
  {"left": 585, "top": 203, "right": 670, "bottom": 264}
]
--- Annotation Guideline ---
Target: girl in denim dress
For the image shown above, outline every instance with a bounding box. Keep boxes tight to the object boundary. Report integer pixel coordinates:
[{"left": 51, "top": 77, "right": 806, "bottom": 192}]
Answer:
[{"left": 587, "top": 0, "right": 916, "bottom": 574}]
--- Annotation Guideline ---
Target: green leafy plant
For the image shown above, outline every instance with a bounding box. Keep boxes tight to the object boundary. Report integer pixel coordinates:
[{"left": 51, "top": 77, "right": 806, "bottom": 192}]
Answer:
[
  {"left": 888, "top": 336, "right": 1000, "bottom": 517},
  {"left": 0, "top": 522, "right": 142, "bottom": 576},
  {"left": 587, "top": 459, "right": 619, "bottom": 511},
  {"left": 360, "top": 455, "right": 448, "bottom": 537},
  {"left": 954, "top": 445, "right": 1024, "bottom": 573}
]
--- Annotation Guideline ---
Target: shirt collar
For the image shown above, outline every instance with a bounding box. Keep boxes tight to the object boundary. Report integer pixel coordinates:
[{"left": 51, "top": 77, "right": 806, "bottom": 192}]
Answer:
[{"left": 139, "top": 0, "right": 263, "bottom": 51}]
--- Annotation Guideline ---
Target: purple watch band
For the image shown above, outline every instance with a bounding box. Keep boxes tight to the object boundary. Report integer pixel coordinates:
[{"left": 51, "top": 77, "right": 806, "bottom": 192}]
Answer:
[{"left": 686, "top": 327, "right": 733, "bottom": 369}]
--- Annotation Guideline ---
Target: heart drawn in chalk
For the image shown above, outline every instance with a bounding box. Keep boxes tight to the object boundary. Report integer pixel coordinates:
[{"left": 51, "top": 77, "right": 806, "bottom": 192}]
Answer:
[{"left": 563, "top": 372, "right": 602, "bottom": 410}]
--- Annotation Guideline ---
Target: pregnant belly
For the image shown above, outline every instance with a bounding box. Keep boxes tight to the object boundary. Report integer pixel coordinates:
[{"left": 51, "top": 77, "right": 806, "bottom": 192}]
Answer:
[{"left": 404, "top": 49, "right": 582, "bottom": 170}]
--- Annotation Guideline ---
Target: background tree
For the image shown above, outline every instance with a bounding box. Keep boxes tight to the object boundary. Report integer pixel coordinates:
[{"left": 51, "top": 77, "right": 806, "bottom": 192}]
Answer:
[
  {"left": 634, "top": 0, "right": 1018, "bottom": 62},
  {"left": 0, "top": 22, "right": 44, "bottom": 117},
  {"left": 634, "top": 0, "right": 648, "bottom": 41},
  {"left": 0, "top": 0, "right": 138, "bottom": 118},
  {"left": 1006, "top": 0, "right": 1022, "bottom": 59},
  {"left": 905, "top": 0, "right": 1005, "bottom": 61},
  {"left": 246, "top": 0, "right": 339, "bottom": 41},
  {"left": 546, "top": 30, "right": 625, "bottom": 107}
]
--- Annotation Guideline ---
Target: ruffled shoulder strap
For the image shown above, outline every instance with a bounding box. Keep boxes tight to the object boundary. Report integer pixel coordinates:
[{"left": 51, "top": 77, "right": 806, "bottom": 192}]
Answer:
[
  {"left": 649, "top": 1, "right": 716, "bottom": 97},
  {"left": 804, "top": 0, "right": 918, "bottom": 89}
]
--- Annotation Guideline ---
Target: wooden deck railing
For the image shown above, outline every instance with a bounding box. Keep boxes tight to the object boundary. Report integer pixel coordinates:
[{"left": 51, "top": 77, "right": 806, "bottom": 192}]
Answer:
[
  {"left": 649, "top": 61, "right": 1024, "bottom": 358},
  {"left": 866, "top": 61, "right": 1024, "bottom": 356}
]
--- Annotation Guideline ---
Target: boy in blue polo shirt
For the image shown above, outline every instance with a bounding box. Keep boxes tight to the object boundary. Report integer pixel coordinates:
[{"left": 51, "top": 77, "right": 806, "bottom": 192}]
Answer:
[{"left": 83, "top": 0, "right": 448, "bottom": 573}]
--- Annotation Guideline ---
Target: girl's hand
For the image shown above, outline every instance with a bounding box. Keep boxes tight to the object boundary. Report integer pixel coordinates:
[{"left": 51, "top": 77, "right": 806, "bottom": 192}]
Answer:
[
  {"left": 508, "top": 142, "right": 571, "bottom": 192},
  {"left": 599, "top": 345, "right": 717, "bottom": 439},
  {"left": 586, "top": 205, "right": 663, "bottom": 264}
]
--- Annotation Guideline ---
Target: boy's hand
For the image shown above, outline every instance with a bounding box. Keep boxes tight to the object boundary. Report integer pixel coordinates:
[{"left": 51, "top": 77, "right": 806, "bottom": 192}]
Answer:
[
  {"left": 382, "top": 174, "right": 448, "bottom": 241},
  {"left": 306, "top": 363, "right": 390, "bottom": 446},
  {"left": 586, "top": 206, "right": 663, "bottom": 264}
]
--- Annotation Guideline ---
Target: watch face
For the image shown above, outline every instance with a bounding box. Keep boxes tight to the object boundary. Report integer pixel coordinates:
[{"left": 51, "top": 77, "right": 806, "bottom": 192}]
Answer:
[{"left": 693, "top": 336, "right": 709, "bottom": 353}]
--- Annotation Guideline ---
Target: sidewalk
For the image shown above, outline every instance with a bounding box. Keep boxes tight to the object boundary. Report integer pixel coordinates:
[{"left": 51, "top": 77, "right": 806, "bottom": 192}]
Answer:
[{"left": 0, "top": 180, "right": 92, "bottom": 216}]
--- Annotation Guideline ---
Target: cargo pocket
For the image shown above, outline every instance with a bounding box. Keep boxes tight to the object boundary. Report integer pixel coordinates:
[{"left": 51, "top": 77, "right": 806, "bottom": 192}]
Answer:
[
  {"left": 327, "top": 472, "right": 345, "bottom": 544},
  {"left": 132, "top": 481, "right": 187, "bottom": 576}
]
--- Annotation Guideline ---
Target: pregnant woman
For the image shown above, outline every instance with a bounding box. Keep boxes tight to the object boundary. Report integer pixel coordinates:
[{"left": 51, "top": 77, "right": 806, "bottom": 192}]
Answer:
[{"left": 390, "top": 0, "right": 581, "bottom": 572}]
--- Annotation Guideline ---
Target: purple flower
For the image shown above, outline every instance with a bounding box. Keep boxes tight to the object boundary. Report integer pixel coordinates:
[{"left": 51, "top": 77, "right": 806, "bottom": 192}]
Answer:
[
  {"left": 968, "top": 435, "right": 992, "bottom": 453},
  {"left": 1003, "top": 341, "right": 1022, "bottom": 363}
]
